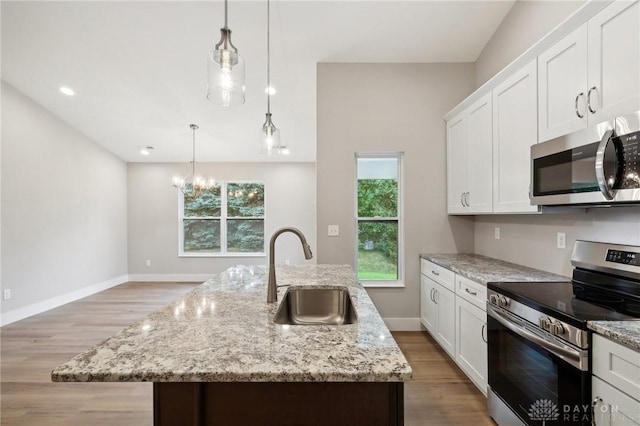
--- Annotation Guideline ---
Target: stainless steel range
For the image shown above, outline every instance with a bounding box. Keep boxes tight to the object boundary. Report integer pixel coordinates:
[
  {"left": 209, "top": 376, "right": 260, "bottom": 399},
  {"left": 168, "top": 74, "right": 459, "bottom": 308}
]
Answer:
[{"left": 487, "top": 240, "right": 640, "bottom": 426}]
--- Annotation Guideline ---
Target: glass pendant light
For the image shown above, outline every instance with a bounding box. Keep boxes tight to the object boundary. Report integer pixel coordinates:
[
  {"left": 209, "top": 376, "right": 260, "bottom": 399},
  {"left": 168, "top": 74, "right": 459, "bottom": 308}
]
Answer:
[
  {"left": 260, "top": 0, "right": 288, "bottom": 156},
  {"left": 207, "top": 0, "right": 245, "bottom": 106}
]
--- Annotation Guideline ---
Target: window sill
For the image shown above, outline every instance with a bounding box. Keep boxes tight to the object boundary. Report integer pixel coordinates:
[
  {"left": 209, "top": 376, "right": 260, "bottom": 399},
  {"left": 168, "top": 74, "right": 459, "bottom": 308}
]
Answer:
[
  {"left": 360, "top": 280, "right": 405, "bottom": 288},
  {"left": 178, "top": 253, "right": 266, "bottom": 258}
]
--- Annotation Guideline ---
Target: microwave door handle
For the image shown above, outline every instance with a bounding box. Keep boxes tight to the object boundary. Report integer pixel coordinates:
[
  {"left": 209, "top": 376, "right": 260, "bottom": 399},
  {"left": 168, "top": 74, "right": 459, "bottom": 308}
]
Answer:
[
  {"left": 487, "top": 305, "right": 584, "bottom": 370},
  {"left": 595, "top": 129, "right": 616, "bottom": 200}
]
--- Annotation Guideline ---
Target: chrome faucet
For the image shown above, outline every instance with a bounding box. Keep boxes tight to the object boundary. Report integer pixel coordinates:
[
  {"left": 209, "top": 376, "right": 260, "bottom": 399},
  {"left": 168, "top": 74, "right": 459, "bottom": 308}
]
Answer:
[{"left": 267, "top": 227, "right": 313, "bottom": 303}]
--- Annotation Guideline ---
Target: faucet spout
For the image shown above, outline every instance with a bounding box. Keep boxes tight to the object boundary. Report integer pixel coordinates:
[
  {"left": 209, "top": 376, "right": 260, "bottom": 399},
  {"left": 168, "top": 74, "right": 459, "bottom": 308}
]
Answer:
[{"left": 267, "top": 227, "right": 313, "bottom": 303}]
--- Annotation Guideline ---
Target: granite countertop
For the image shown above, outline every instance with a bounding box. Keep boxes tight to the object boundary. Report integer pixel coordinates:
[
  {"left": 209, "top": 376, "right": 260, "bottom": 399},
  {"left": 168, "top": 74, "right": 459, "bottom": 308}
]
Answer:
[
  {"left": 51, "top": 265, "right": 412, "bottom": 383},
  {"left": 587, "top": 321, "right": 640, "bottom": 351},
  {"left": 420, "top": 253, "right": 570, "bottom": 285}
]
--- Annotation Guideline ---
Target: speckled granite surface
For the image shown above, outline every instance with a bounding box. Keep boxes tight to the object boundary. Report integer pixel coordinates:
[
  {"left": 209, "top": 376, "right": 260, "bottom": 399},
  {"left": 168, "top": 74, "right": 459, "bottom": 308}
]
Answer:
[
  {"left": 420, "top": 253, "right": 570, "bottom": 285},
  {"left": 51, "top": 265, "right": 412, "bottom": 383},
  {"left": 587, "top": 321, "right": 640, "bottom": 351}
]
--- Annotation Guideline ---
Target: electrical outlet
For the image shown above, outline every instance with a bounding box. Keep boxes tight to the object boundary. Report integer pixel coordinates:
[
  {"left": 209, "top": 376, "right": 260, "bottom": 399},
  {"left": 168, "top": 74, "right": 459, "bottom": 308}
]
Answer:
[
  {"left": 557, "top": 232, "right": 566, "bottom": 249},
  {"left": 494, "top": 227, "right": 500, "bottom": 240},
  {"left": 328, "top": 225, "right": 339, "bottom": 237},
  {"left": 145, "top": 260, "right": 151, "bottom": 268},
  {"left": 3, "top": 289, "right": 11, "bottom": 300}
]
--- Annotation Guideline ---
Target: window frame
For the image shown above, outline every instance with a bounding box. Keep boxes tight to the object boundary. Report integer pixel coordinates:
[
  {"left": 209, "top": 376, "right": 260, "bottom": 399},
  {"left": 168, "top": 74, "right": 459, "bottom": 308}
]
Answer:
[
  {"left": 178, "top": 180, "right": 266, "bottom": 258},
  {"left": 354, "top": 152, "right": 404, "bottom": 288}
]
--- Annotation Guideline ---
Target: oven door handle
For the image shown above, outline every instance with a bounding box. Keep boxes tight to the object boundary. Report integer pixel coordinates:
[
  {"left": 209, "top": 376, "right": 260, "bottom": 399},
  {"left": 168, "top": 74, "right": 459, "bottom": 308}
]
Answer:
[{"left": 487, "top": 305, "right": 587, "bottom": 371}]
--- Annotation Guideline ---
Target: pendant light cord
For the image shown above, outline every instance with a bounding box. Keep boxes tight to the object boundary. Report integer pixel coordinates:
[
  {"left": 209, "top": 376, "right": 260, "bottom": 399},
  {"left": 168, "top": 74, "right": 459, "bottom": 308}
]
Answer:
[
  {"left": 266, "top": 0, "right": 271, "bottom": 114},
  {"left": 224, "top": 0, "right": 229, "bottom": 29},
  {"left": 191, "top": 125, "right": 197, "bottom": 176}
]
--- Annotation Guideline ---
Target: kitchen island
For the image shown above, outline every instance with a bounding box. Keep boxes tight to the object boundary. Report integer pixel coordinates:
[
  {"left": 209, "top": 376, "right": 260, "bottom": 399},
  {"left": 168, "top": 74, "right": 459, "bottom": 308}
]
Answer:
[{"left": 51, "top": 265, "right": 412, "bottom": 426}]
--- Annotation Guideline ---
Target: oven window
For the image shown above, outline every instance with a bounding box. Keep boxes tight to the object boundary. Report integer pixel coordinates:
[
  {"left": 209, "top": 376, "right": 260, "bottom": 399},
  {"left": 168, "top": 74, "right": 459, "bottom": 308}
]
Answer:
[
  {"left": 488, "top": 316, "right": 590, "bottom": 425},
  {"left": 533, "top": 141, "right": 600, "bottom": 196}
]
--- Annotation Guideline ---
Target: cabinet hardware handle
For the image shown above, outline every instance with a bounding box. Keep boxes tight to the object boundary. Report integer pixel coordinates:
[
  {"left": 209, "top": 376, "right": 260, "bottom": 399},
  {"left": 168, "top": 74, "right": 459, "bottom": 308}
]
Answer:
[
  {"left": 431, "top": 270, "right": 439, "bottom": 276},
  {"left": 587, "top": 86, "right": 597, "bottom": 114},
  {"left": 464, "top": 192, "right": 469, "bottom": 207},
  {"left": 481, "top": 323, "right": 487, "bottom": 343},
  {"left": 465, "top": 288, "right": 477, "bottom": 296},
  {"left": 575, "top": 92, "right": 585, "bottom": 118},
  {"left": 434, "top": 289, "right": 438, "bottom": 305},
  {"left": 430, "top": 288, "right": 435, "bottom": 302},
  {"left": 460, "top": 192, "right": 465, "bottom": 207},
  {"left": 591, "top": 396, "right": 602, "bottom": 426}
]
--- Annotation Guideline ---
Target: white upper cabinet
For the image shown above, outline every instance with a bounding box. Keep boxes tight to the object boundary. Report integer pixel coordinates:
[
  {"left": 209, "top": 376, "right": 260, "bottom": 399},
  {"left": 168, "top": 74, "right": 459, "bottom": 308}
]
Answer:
[
  {"left": 587, "top": 0, "right": 640, "bottom": 123},
  {"left": 538, "top": 25, "right": 589, "bottom": 142},
  {"left": 446, "top": 93, "right": 493, "bottom": 214},
  {"left": 493, "top": 59, "right": 539, "bottom": 213},
  {"left": 538, "top": 0, "right": 640, "bottom": 142}
]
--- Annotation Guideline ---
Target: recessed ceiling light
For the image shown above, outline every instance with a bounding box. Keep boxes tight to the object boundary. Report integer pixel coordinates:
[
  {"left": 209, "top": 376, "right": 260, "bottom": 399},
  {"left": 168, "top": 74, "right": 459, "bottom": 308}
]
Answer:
[
  {"left": 59, "top": 86, "right": 75, "bottom": 96},
  {"left": 140, "top": 146, "right": 154, "bottom": 156},
  {"left": 265, "top": 86, "right": 276, "bottom": 95}
]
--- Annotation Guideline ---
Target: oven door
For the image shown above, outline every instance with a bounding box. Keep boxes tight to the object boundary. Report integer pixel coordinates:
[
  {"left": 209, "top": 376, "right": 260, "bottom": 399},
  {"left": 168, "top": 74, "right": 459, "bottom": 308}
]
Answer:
[{"left": 487, "top": 305, "right": 591, "bottom": 426}]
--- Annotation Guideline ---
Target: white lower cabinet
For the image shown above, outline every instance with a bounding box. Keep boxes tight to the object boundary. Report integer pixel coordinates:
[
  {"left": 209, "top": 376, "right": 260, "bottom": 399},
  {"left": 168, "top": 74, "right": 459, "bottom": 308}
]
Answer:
[
  {"left": 455, "top": 296, "right": 487, "bottom": 395},
  {"left": 420, "top": 272, "right": 455, "bottom": 357},
  {"left": 420, "top": 259, "right": 487, "bottom": 394},
  {"left": 592, "top": 334, "right": 640, "bottom": 426}
]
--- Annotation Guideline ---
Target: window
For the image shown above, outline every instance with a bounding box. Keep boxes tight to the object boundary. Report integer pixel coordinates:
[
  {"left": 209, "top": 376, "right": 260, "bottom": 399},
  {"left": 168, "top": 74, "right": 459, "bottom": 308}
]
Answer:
[
  {"left": 355, "top": 154, "right": 403, "bottom": 286},
  {"left": 179, "top": 182, "right": 265, "bottom": 256}
]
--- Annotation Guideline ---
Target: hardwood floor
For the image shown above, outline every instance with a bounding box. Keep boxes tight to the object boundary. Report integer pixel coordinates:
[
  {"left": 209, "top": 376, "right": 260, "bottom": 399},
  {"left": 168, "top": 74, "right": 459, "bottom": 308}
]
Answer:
[{"left": 1, "top": 282, "right": 493, "bottom": 425}]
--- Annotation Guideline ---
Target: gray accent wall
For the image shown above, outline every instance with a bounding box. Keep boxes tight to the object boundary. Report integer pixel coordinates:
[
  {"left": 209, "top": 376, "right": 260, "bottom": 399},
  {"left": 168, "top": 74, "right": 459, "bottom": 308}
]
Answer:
[
  {"left": 127, "top": 162, "right": 316, "bottom": 277},
  {"left": 1, "top": 82, "right": 128, "bottom": 321},
  {"left": 474, "top": 0, "right": 585, "bottom": 88},
  {"left": 472, "top": 0, "right": 640, "bottom": 277},
  {"left": 317, "top": 63, "right": 475, "bottom": 323}
]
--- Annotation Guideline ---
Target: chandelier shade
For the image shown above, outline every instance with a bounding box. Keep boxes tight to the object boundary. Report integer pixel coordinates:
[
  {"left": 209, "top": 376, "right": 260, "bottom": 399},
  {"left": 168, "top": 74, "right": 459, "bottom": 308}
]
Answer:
[{"left": 207, "top": 0, "right": 245, "bottom": 106}]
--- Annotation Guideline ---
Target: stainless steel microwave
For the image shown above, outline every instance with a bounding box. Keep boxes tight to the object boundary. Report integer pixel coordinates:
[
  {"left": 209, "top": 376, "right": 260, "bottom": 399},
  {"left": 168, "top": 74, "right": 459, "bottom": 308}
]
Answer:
[{"left": 530, "top": 111, "right": 640, "bottom": 206}]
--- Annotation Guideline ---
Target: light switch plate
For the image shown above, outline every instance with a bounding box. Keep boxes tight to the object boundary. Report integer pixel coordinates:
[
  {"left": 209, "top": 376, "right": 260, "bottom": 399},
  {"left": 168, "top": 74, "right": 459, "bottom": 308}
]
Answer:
[
  {"left": 328, "top": 225, "right": 339, "bottom": 237},
  {"left": 494, "top": 227, "right": 500, "bottom": 240}
]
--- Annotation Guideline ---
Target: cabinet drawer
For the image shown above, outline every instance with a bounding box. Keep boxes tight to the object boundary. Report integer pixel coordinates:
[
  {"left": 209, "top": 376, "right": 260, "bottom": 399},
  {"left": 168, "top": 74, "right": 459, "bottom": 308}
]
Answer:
[
  {"left": 420, "top": 259, "right": 455, "bottom": 292},
  {"left": 593, "top": 334, "right": 640, "bottom": 401},
  {"left": 456, "top": 275, "right": 487, "bottom": 310}
]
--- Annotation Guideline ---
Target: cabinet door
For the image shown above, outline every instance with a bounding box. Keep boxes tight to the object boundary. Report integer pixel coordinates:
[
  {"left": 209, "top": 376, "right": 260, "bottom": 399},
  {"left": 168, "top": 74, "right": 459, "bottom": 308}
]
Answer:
[
  {"left": 455, "top": 297, "right": 487, "bottom": 395},
  {"left": 447, "top": 113, "right": 467, "bottom": 214},
  {"left": 435, "top": 285, "right": 456, "bottom": 358},
  {"left": 420, "top": 274, "right": 437, "bottom": 332},
  {"left": 587, "top": 0, "right": 640, "bottom": 124},
  {"left": 493, "top": 59, "right": 539, "bottom": 213},
  {"left": 593, "top": 376, "right": 640, "bottom": 426},
  {"left": 538, "top": 24, "right": 589, "bottom": 142},
  {"left": 466, "top": 93, "right": 493, "bottom": 214}
]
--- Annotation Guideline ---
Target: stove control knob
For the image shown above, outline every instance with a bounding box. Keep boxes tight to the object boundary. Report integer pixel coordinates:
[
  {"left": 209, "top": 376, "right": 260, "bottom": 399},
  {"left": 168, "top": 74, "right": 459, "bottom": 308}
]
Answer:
[
  {"left": 497, "top": 296, "right": 510, "bottom": 307},
  {"left": 550, "top": 322, "right": 565, "bottom": 336},
  {"left": 489, "top": 294, "right": 498, "bottom": 305},
  {"left": 539, "top": 317, "right": 551, "bottom": 330}
]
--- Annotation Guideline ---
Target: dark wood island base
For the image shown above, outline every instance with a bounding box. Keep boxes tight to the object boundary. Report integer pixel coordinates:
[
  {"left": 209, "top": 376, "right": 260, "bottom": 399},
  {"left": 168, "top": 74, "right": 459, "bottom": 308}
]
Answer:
[{"left": 154, "top": 381, "right": 404, "bottom": 426}]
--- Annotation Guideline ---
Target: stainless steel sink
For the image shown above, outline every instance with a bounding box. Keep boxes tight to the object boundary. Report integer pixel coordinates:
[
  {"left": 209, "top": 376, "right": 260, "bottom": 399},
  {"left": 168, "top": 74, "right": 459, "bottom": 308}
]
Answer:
[{"left": 273, "top": 287, "right": 358, "bottom": 325}]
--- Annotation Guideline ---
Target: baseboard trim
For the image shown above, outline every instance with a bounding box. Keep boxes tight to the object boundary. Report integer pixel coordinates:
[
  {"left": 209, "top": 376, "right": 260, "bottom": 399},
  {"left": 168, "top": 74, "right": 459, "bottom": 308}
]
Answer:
[
  {"left": 382, "top": 317, "right": 422, "bottom": 331},
  {"left": 127, "top": 274, "right": 212, "bottom": 282},
  {"left": 1, "top": 275, "right": 129, "bottom": 327}
]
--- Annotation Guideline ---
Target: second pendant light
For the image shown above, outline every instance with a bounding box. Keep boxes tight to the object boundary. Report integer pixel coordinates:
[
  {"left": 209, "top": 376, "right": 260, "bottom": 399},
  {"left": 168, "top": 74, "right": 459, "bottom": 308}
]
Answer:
[{"left": 260, "top": 0, "right": 288, "bottom": 156}]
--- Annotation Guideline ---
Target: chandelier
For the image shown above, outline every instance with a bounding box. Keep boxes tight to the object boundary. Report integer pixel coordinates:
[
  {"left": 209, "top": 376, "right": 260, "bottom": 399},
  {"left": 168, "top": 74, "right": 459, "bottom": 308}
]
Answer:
[
  {"left": 207, "top": 0, "right": 245, "bottom": 106},
  {"left": 172, "top": 124, "right": 215, "bottom": 199},
  {"left": 260, "top": 0, "right": 288, "bottom": 156}
]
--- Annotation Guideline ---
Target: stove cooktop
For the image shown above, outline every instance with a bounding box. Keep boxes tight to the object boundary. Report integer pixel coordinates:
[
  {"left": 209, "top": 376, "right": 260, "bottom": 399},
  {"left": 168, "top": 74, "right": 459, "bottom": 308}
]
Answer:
[{"left": 487, "top": 280, "right": 639, "bottom": 329}]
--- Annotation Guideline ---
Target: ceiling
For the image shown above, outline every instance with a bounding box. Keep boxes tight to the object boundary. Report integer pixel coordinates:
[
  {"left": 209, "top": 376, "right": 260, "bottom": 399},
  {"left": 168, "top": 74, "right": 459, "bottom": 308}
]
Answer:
[{"left": 2, "top": 1, "right": 514, "bottom": 163}]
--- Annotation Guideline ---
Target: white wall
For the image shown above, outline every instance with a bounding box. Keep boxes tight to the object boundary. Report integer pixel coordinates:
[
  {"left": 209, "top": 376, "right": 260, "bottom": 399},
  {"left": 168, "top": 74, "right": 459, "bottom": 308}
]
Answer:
[
  {"left": 317, "top": 63, "right": 476, "bottom": 328},
  {"left": 1, "top": 82, "right": 128, "bottom": 325},
  {"left": 472, "top": 0, "right": 640, "bottom": 276},
  {"left": 127, "top": 162, "right": 316, "bottom": 279}
]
